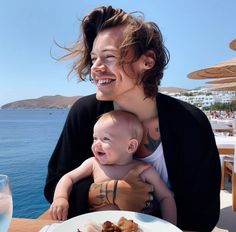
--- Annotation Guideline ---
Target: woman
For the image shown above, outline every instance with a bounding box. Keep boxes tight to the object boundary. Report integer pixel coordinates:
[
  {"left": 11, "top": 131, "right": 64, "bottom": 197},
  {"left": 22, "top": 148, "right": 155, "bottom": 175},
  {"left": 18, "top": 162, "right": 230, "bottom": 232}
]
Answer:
[{"left": 44, "top": 6, "right": 221, "bottom": 231}]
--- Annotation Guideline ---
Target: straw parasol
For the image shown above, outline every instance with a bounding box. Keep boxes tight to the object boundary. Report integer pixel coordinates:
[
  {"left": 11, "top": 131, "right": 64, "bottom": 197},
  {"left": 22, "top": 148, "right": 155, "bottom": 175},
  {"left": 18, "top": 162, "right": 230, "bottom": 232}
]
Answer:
[
  {"left": 229, "top": 38, "right": 236, "bottom": 51},
  {"left": 206, "top": 77, "right": 236, "bottom": 84},
  {"left": 188, "top": 57, "right": 236, "bottom": 79},
  {"left": 205, "top": 82, "right": 236, "bottom": 91}
]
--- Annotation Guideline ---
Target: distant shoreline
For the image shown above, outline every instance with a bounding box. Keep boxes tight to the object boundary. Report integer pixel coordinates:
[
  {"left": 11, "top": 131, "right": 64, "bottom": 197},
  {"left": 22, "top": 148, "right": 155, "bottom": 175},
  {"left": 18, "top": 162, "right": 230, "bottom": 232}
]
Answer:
[
  {"left": 1, "top": 87, "right": 190, "bottom": 109},
  {"left": 0, "top": 107, "right": 71, "bottom": 110},
  {"left": 1, "top": 95, "right": 81, "bottom": 109}
]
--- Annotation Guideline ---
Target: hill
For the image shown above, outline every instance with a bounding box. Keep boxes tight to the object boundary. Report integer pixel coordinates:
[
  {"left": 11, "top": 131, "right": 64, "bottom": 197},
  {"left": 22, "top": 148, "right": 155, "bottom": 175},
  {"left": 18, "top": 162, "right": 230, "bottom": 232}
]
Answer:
[
  {"left": 159, "top": 86, "right": 190, "bottom": 93},
  {"left": 1, "top": 87, "right": 191, "bottom": 109},
  {"left": 1, "top": 95, "right": 81, "bottom": 109}
]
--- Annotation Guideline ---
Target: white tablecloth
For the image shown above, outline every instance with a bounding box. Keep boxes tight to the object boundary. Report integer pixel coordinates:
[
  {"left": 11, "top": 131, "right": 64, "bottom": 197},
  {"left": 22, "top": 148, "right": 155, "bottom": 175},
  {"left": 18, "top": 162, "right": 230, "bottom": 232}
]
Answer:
[
  {"left": 215, "top": 135, "right": 236, "bottom": 146},
  {"left": 215, "top": 135, "right": 236, "bottom": 172}
]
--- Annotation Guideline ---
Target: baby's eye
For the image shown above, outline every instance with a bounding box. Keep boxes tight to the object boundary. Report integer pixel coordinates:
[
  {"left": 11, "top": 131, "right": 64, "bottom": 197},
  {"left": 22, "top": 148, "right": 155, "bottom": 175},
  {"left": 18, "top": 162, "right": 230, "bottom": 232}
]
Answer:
[
  {"left": 93, "top": 137, "right": 97, "bottom": 141},
  {"left": 103, "top": 137, "right": 110, "bottom": 141}
]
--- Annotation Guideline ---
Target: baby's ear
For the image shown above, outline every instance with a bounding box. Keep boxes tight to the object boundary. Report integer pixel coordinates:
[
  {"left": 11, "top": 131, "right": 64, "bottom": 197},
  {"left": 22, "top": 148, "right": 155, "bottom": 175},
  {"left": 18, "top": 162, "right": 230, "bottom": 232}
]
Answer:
[{"left": 127, "top": 139, "right": 139, "bottom": 154}]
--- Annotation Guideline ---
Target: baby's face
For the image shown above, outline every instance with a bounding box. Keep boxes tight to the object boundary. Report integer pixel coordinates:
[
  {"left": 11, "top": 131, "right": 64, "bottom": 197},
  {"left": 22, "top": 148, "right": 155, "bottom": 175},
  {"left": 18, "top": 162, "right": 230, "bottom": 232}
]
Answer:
[{"left": 91, "top": 118, "right": 132, "bottom": 165}]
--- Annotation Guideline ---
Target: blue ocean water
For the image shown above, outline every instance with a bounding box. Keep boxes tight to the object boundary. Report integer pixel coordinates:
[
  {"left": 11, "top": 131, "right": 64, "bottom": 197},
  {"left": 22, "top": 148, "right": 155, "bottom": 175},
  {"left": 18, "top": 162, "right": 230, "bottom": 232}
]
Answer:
[{"left": 0, "top": 108, "right": 69, "bottom": 218}]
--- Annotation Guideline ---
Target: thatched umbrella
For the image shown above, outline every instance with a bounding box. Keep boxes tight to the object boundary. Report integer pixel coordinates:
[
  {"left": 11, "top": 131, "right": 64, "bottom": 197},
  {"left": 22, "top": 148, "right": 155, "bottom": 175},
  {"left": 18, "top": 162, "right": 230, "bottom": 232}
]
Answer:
[
  {"left": 229, "top": 38, "right": 236, "bottom": 51},
  {"left": 188, "top": 57, "right": 236, "bottom": 79},
  {"left": 205, "top": 82, "right": 236, "bottom": 91},
  {"left": 206, "top": 77, "right": 236, "bottom": 84}
]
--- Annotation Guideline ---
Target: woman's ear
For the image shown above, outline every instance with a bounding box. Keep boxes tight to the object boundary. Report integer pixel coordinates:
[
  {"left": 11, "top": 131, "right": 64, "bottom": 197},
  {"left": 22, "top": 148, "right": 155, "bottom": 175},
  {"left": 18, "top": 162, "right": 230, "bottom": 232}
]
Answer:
[
  {"left": 142, "top": 50, "right": 156, "bottom": 70},
  {"left": 127, "top": 139, "right": 139, "bottom": 154}
]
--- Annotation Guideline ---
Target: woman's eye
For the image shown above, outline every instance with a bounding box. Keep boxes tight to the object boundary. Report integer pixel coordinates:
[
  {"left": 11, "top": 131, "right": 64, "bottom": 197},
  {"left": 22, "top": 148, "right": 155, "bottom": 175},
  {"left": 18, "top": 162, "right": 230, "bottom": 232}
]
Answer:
[
  {"left": 105, "top": 55, "right": 116, "bottom": 60},
  {"left": 91, "top": 57, "right": 96, "bottom": 64}
]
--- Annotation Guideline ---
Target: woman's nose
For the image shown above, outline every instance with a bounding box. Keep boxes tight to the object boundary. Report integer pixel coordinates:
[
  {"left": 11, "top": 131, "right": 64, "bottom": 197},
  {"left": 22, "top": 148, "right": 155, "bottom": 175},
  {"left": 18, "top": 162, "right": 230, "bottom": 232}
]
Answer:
[{"left": 91, "top": 58, "right": 106, "bottom": 73}]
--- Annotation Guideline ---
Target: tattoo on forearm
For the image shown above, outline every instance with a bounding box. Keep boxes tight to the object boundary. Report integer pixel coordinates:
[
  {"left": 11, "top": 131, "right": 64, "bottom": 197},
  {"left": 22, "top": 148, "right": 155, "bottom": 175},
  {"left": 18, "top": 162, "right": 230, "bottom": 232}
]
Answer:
[
  {"left": 144, "top": 128, "right": 161, "bottom": 152},
  {"left": 96, "top": 183, "right": 107, "bottom": 201},
  {"left": 89, "top": 182, "right": 113, "bottom": 210}
]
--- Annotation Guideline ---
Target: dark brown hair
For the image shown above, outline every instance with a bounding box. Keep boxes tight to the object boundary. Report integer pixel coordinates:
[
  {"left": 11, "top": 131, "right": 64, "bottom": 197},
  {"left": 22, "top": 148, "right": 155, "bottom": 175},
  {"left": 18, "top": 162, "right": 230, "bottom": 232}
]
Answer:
[{"left": 61, "top": 5, "right": 170, "bottom": 98}]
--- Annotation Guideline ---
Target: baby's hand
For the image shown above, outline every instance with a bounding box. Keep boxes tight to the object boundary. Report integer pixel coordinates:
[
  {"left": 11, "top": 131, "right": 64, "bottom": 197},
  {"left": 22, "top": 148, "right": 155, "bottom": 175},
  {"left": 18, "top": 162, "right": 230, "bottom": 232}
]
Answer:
[{"left": 49, "top": 197, "right": 69, "bottom": 221}]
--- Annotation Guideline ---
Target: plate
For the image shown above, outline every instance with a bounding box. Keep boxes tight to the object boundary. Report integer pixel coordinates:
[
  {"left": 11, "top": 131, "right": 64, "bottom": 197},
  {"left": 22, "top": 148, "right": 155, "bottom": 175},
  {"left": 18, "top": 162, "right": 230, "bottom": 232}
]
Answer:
[{"left": 53, "top": 210, "right": 182, "bottom": 232}]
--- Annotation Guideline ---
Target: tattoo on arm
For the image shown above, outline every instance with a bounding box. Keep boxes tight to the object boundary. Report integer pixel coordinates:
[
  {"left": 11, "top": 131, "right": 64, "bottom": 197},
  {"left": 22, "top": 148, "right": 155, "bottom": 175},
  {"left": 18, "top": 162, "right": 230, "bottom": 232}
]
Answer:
[
  {"left": 89, "top": 183, "right": 106, "bottom": 209},
  {"left": 89, "top": 182, "right": 114, "bottom": 210}
]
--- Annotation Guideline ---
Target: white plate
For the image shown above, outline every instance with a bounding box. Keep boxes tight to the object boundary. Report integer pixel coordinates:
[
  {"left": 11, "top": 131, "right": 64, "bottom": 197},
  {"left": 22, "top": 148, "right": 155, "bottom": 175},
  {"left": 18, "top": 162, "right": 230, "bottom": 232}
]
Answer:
[{"left": 53, "top": 210, "right": 182, "bottom": 232}]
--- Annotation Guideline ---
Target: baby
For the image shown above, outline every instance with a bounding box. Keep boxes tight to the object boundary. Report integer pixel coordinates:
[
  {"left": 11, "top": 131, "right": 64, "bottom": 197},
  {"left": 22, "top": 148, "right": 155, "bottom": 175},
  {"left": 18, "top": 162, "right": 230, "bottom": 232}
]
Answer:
[{"left": 49, "top": 110, "right": 176, "bottom": 225}]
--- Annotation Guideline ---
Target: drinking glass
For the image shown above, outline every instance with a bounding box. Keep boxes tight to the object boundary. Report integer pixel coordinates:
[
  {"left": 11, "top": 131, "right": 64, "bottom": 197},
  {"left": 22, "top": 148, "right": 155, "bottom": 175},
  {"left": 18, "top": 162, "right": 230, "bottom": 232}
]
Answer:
[{"left": 0, "top": 175, "right": 13, "bottom": 232}]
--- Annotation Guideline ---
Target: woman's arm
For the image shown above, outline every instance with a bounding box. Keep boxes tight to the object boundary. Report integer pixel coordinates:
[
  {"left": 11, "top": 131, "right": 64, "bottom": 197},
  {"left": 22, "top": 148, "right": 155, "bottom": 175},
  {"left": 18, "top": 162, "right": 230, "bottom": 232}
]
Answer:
[
  {"left": 88, "top": 163, "right": 154, "bottom": 211},
  {"left": 141, "top": 166, "right": 177, "bottom": 225},
  {"left": 158, "top": 94, "right": 221, "bottom": 231}
]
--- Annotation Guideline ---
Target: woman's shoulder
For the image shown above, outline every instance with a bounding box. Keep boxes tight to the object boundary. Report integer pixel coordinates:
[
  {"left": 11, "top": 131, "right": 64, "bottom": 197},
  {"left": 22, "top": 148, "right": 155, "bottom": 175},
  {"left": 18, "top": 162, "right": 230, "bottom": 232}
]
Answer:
[
  {"left": 71, "top": 94, "right": 98, "bottom": 109},
  {"left": 68, "top": 94, "right": 113, "bottom": 118},
  {"left": 157, "top": 92, "right": 208, "bottom": 123}
]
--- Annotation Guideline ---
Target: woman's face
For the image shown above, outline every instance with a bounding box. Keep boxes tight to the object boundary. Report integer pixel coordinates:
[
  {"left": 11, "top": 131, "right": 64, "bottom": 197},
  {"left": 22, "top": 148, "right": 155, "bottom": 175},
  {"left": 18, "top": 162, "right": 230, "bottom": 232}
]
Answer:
[{"left": 90, "top": 26, "right": 145, "bottom": 102}]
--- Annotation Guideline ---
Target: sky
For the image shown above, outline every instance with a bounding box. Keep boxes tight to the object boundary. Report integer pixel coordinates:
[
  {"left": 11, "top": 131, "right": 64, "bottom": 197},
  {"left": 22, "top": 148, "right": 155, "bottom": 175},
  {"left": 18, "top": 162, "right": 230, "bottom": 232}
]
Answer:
[{"left": 0, "top": 0, "right": 236, "bottom": 107}]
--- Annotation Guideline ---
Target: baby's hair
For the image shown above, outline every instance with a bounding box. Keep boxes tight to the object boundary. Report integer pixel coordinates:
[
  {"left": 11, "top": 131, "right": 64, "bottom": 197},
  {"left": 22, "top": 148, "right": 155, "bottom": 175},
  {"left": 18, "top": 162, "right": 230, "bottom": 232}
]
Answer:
[{"left": 98, "top": 110, "right": 143, "bottom": 143}]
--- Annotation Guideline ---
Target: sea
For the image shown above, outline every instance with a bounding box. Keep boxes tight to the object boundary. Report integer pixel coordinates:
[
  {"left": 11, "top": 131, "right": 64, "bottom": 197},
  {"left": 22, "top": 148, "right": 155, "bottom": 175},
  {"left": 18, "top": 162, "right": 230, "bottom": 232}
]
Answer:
[{"left": 0, "top": 108, "right": 69, "bottom": 218}]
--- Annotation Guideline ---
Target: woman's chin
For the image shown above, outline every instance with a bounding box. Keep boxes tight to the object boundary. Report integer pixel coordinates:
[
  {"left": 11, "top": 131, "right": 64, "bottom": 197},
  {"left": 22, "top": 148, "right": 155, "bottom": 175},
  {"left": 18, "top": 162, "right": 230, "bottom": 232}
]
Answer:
[{"left": 96, "top": 92, "right": 113, "bottom": 101}]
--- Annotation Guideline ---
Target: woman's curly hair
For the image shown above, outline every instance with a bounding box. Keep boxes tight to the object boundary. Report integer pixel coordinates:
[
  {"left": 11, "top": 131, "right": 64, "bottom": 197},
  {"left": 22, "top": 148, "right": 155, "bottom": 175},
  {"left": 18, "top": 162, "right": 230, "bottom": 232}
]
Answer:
[{"left": 60, "top": 5, "right": 170, "bottom": 98}]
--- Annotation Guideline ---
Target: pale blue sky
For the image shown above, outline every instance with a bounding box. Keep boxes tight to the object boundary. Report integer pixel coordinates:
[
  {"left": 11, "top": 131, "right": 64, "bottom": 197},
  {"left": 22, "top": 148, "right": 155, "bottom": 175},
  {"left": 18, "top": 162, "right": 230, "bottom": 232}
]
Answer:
[{"left": 0, "top": 0, "right": 235, "bottom": 107}]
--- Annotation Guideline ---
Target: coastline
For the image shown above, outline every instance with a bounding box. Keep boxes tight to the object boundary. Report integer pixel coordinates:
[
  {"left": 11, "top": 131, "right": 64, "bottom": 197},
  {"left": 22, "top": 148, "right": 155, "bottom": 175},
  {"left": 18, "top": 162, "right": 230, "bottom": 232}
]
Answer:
[{"left": 1, "top": 95, "right": 81, "bottom": 109}]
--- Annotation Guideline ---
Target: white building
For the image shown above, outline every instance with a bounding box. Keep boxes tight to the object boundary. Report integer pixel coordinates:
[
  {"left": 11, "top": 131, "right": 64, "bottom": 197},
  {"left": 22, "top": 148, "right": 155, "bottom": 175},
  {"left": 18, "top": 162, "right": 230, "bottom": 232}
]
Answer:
[{"left": 164, "top": 88, "right": 236, "bottom": 109}]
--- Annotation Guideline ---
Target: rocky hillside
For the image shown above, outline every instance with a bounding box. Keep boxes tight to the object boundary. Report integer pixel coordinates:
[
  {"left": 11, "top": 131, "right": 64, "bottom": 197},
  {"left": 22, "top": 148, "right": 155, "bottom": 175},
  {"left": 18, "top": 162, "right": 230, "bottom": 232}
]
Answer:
[
  {"left": 1, "top": 87, "right": 190, "bottom": 109},
  {"left": 1, "top": 95, "right": 81, "bottom": 109},
  {"left": 159, "top": 86, "right": 189, "bottom": 93}
]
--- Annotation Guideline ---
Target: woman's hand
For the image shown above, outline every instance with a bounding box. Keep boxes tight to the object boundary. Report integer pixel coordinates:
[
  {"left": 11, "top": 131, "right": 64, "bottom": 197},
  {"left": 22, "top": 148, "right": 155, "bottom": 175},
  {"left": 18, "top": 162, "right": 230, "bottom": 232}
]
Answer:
[
  {"left": 88, "top": 163, "right": 153, "bottom": 211},
  {"left": 115, "top": 163, "right": 154, "bottom": 211}
]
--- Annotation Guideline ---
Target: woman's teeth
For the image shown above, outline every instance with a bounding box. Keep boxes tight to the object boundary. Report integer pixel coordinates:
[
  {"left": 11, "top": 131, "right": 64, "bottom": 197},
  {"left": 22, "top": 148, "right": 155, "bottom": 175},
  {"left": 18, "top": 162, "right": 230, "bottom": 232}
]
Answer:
[{"left": 97, "top": 79, "right": 112, "bottom": 85}]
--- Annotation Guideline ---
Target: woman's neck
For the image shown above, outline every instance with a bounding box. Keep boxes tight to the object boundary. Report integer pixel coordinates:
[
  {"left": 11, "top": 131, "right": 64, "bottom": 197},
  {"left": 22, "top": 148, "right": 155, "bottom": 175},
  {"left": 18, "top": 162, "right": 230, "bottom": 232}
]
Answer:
[{"left": 113, "top": 96, "right": 157, "bottom": 122}]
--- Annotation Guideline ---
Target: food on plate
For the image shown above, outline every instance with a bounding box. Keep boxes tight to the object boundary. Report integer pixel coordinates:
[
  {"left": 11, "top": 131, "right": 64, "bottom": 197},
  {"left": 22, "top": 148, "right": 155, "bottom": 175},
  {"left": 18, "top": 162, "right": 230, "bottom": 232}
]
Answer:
[
  {"left": 102, "top": 220, "right": 121, "bottom": 231},
  {"left": 82, "top": 216, "right": 141, "bottom": 232},
  {"left": 117, "top": 217, "right": 139, "bottom": 232}
]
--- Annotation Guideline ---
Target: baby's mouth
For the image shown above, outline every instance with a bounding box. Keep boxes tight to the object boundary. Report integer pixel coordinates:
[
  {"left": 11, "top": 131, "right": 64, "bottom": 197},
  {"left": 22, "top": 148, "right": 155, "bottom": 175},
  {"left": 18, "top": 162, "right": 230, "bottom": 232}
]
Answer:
[{"left": 97, "top": 151, "right": 106, "bottom": 156}]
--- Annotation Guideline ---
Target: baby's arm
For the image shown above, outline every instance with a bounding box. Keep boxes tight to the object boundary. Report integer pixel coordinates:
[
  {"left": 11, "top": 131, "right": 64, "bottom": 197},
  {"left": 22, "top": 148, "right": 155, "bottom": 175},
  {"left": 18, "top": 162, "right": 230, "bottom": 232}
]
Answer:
[
  {"left": 50, "top": 157, "right": 94, "bottom": 220},
  {"left": 141, "top": 166, "right": 177, "bottom": 225}
]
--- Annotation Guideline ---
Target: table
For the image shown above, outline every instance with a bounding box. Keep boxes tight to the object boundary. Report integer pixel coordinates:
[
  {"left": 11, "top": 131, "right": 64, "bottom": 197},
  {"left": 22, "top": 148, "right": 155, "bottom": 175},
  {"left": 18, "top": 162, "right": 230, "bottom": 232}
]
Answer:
[
  {"left": 217, "top": 144, "right": 235, "bottom": 154},
  {"left": 9, "top": 218, "right": 60, "bottom": 232},
  {"left": 211, "top": 123, "right": 234, "bottom": 135},
  {"left": 210, "top": 119, "right": 234, "bottom": 133},
  {"left": 215, "top": 135, "right": 236, "bottom": 146}
]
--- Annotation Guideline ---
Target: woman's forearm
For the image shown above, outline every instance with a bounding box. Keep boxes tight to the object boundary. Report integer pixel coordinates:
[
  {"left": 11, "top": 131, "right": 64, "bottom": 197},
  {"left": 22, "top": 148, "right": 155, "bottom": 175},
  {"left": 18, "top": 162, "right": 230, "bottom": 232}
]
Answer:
[
  {"left": 89, "top": 164, "right": 153, "bottom": 212},
  {"left": 88, "top": 180, "right": 116, "bottom": 211}
]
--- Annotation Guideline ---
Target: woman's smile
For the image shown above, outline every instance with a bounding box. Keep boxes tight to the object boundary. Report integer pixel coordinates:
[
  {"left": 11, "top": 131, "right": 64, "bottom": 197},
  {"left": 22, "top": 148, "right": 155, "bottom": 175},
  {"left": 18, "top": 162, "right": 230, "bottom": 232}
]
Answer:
[{"left": 96, "top": 78, "right": 115, "bottom": 87}]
